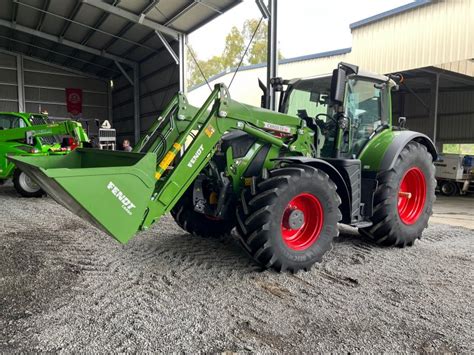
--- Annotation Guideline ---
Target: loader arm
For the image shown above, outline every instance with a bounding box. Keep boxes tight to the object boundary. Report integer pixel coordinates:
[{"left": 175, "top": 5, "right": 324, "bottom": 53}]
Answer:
[{"left": 141, "top": 84, "right": 306, "bottom": 230}]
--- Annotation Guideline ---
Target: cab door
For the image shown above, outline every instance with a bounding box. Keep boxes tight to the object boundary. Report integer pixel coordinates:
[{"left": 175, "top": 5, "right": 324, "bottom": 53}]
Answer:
[{"left": 343, "top": 78, "right": 388, "bottom": 158}]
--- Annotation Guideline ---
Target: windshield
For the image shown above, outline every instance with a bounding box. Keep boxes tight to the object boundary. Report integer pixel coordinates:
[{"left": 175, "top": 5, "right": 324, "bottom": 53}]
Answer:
[
  {"left": 29, "top": 114, "right": 60, "bottom": 146},
  {"left": 283, "top": 76, "right": 333, "bottom": 119},
  {"left": 0, "top": 114, "right": 27, "bottom": 129}
]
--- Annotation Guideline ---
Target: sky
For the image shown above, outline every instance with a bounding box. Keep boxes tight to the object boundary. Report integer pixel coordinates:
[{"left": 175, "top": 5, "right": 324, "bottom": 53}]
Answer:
[{"left": 189, "top": 0, "right": 413, "bottom": 61}]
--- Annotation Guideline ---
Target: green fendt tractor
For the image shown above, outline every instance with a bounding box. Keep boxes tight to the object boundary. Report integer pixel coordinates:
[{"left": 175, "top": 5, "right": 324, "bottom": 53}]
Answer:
[
  {"left": 0, "top": 112, "right": 89, "bottom": 197},
  {"left": 11, "top": 63, "right": 437, "bottom": 272}
]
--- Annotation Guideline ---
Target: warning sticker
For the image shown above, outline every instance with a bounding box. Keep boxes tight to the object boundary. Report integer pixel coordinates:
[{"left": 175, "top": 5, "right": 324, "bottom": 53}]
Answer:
[
  {"left": 204, "top": 124, "right": 216, "bottom": 138},
  {"left": 263, "top": 122, "right": 291, "bottom": 133}
]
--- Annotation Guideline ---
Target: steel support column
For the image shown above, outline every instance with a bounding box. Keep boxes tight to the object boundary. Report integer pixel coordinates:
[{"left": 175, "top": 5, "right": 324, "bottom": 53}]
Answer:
[
  {"left": 266, "top": 0, "right": 278, "bottom": 111},
  {"left": 16, "top": 54, "right": 25, "bottom": 112},
  {"left": 429, "top": 73, "right": 440, "bottom": 146},
  {"left": 133, "top": 64, "right": 140, "bottom": 144},
  {"left": 178, "top": 34, "right": 187, "bottom": 93},
  {"left": 107, "top": 80, "right": 113, "bottom": 122}
]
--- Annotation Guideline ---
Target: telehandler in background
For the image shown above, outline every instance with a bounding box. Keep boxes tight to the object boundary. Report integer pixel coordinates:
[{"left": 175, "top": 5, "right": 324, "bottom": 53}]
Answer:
[
  {"left": 11, "top": 63, "right": 437, "bottom": 272},
  {"left": 0, "top": 112, "right": 89, "bottom": 197}
]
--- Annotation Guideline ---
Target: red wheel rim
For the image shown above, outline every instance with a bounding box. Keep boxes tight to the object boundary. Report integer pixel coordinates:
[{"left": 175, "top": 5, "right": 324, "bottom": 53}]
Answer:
[
  {"left": 398, "top": 167, "right": 426, "bottom": 225},
  {"left": 281, "top": 193, "right": 324, "bottom": 251}
]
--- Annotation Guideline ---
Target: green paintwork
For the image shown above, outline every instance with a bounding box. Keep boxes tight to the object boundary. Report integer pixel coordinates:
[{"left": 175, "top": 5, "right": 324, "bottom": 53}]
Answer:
[
  {"left": 0, "top": 112, "right": 89, "bottom": 181},
  {"left": 12, "top": 149, "right": 156, "bottom": 243},
  {"left": 358, "top": 128, "right": 397, "bottom": 172},
  {"left": 10, "top": 72, "right": 429, "bottom": 244}
]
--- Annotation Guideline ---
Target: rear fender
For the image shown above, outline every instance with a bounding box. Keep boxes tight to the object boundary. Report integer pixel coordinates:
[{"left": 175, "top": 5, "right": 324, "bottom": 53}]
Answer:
[
  {"left": 273, "top": 157, "right": 352, "bottom": 223},
  {"left": 380, "top": 131, "right": 437, "bottom": 171}
]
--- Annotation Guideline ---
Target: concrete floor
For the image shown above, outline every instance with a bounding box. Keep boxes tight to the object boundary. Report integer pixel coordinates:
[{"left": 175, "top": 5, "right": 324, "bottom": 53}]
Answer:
[{"left": 431, "top": 195, "right": 474, "bottom": 230}]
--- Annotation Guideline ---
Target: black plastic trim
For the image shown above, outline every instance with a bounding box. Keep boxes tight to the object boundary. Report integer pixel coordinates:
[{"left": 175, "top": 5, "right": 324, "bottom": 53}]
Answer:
[
  {"left": 244, "top": 144, "right": 271, "bottom": 177},
  {"left": 380, "top": 131, "right": 437, "bottom": 171}
]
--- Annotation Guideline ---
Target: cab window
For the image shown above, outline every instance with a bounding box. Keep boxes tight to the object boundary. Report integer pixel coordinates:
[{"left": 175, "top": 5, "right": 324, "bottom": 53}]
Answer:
[
  {"left": 0, "top": 115, "right": 26, "bottom": 130},
  {"left": 286, "top": 89, "right": 330, "bottom": 119},
  {"left": 346, "top": 79, "right": 384, "bottom": 156}
]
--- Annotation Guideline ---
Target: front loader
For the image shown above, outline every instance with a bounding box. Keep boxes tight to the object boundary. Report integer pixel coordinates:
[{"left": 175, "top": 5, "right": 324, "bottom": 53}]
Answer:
[{"left": 10, "top": 63, "right": 437, "bottom": 272}]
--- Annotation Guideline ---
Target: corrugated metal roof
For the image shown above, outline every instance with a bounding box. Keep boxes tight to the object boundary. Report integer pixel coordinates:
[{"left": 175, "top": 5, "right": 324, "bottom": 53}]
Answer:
[
  {"left": 189, "top": 47, "right": 352, "bottom": 91},
  {"left": 350, "top": 0, "right": 432, "bottom": 30},
  {"left": 0, "top": 0, "right": 241, "bottom": 78}
]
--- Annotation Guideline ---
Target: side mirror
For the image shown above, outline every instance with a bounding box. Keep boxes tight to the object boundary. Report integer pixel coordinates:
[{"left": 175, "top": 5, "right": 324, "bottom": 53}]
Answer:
[
  {"left": 330, "top": 62, "right": 359, "bottom": 105},
  {"left": 398, "top": 116, "right": 407, "bottom": 128},
  {"left": 330, "top": 68, "right": 346, "bottom": 105}
]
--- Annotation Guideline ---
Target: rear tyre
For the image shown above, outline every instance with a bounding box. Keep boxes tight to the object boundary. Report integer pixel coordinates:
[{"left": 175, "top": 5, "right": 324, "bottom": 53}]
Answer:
[
  {"left": 171, "top": 187, "right": 235, "bottom": 238},
  {"left": 236, "top": 164, "right": 341, "bottom": 273},
  {"left": 440, "top": 180, "right": 458, "bottom": 196},
  {"left": 13, "top": 169, "right": 44, "bottom": 198},
  {"left": 360, "top": 141, "right": 436, "bottom": 247}
]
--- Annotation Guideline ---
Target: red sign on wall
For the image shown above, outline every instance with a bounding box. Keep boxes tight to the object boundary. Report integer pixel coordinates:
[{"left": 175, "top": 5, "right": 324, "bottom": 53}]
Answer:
[{"left": 65, "top": 88, "right": 83, "bottom": 116}]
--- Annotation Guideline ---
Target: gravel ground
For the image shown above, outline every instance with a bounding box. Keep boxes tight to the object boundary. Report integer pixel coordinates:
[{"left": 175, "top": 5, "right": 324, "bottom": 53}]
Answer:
[{"left": 0, "top": 182, "right": 473, "bottom": 352}]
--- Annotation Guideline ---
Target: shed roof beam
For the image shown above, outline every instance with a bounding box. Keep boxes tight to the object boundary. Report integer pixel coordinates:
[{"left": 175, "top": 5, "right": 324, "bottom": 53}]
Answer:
[
  {"left": 26, "top": 0, "right": 51, "bottom": 58},
  {"left": 155, "top": 30, "right": 179, "bottom": 64},
  {"left": 81, "top": 1, "right": 119, "bottom": 45},
  {"left": 14, "top": 0, "right": 159, "bottom": 54},
  {"left": 114, "top": 61, "right": 134, "bottom": 86},
  {"left": 419, "top": 67, "right": 474, "bottom": 86},
  {"left": 52, "top": 1, "right": 83, "bottom": 64},
  {"left": 82, "top": 0, "right": 181, "bottom": 38},
  {"left": 59, "top": 1, "right": 82, "bottom": 37},
  {"left": 100, "top": 0, "right": 160, "bottom": 53},
  {"left": 255, "top": 0, "right": 270, "bottom": 19},
  {"left": 0, "top": 18, "right": 135, "bottom": 66},
  {"left": 12, "top": 1, "right": 19, "bottom": 23},
  {"left": 196, "top": 0, "right": 222, "bottom": 14},
  {"left": 164, "top": 2, "right": 198, "bottom": 27},
  {"left": 101, "top": 22, "right": 134, "bottom": 52},
  {"left": 138, "top": 0, "right": 160, "bottom": 23},
  {"left": 36, "top": 0, "right": 51, "bottom": 31},
  {"left": 0, "top": 34, "right": 119, "bottom": 75}
]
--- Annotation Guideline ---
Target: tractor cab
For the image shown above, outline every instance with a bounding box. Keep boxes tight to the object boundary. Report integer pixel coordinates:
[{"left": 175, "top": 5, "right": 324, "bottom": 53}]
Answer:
[{"left": 280, "top": 64, "right": 393, "bottom": 159}]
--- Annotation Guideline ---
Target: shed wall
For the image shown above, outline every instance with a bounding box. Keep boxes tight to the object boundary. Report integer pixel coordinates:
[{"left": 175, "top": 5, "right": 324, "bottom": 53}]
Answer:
[
  {"left": 0, "top": 51, "right": 109, "bottom": 120},
  {"left": 350, "top": 0, "right": 474, "bottom": 73}
]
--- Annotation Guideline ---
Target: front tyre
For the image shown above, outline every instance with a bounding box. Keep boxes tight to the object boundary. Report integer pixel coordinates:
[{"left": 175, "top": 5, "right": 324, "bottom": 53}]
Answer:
[
  {"left": 171, "top": 186, "right": 235, "bottom": 238},
  {"left": 237, "top": 164, "right": 341, "bottom": 273},
  {"left": 13, "top": 169, "right": 44, "bottom": 198},
  {"left": 360, "top": 141, "right": 436, "bottom": 246}
]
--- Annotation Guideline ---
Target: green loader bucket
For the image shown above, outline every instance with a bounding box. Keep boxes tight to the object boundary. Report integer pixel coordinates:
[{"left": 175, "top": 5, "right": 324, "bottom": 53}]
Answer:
[{"left": 9, "top": 148, "right": 157, "bottom": 244}]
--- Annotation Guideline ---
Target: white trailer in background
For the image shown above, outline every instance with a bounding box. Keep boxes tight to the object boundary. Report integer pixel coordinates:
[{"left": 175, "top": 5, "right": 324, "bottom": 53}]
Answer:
[{"left": 435, "top": 154, "right": 474, "bottom": 196}]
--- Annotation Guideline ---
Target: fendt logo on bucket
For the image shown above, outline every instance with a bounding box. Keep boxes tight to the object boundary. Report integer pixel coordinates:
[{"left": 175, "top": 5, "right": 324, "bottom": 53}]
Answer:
[
  {"left": 107, "top": 182, "right": 136, "bottom": 216},
  {"left": 187, "top": 144, "right": 204, "bottom": 168}
]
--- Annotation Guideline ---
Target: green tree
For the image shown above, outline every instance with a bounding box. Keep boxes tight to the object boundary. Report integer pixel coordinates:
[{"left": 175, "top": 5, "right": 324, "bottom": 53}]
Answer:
[
  {"left": 243, "top": 19, "right": 268, "bottom": 65},
  {"left": 187, "top": 18, "right": 283, "bottom": 88},
  {"left": 187, "top": 46, "right": 224, "bottom": 88},
  {"left": 222, "top": 26, "right": 245, "bottom": 68}
]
